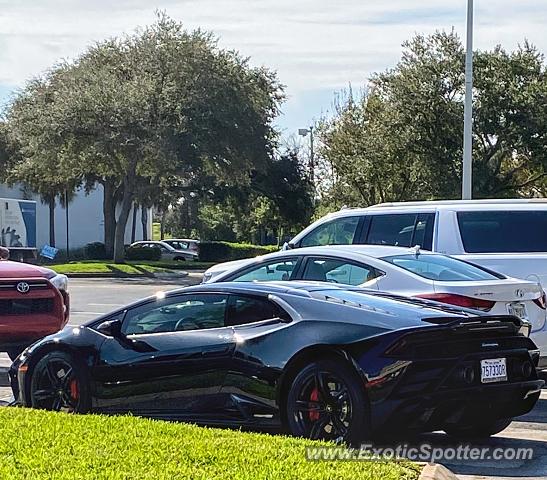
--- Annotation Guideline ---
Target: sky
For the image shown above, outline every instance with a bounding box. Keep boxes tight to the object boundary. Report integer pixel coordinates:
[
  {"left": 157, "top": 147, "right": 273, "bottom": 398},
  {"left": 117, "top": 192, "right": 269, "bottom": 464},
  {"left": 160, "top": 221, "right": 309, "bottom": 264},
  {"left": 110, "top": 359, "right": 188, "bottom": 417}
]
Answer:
[{"left": 0, "top": 0, "right": 546, "bottom": 138}]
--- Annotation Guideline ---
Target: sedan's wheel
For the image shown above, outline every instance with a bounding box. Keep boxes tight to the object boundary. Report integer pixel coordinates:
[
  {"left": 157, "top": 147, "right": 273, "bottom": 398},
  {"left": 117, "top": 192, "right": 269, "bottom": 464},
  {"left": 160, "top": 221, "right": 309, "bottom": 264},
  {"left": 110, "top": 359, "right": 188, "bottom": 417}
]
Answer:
[
  {"left": 444, "top": 418, "right": 512, "bottom": 439},
  {"left": 286, "top": 359, "right": 369, "bottom": 443},
  {"left": 30, "top": 352, "right": 90, "bottom": 413}
]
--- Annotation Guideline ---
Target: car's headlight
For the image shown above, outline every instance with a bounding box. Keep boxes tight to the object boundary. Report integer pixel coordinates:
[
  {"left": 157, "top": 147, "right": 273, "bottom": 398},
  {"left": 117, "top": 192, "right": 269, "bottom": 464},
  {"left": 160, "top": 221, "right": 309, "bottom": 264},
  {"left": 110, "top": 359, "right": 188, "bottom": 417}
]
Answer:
[{"left": 50, "top": 274, "right": 69, "bottom": 292}]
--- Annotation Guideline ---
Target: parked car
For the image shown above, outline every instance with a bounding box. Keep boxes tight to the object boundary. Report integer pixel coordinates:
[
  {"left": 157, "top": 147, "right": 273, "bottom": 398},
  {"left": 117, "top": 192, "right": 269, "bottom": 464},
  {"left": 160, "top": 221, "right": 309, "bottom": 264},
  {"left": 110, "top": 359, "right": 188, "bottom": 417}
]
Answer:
[
  {"left": 202, "top": 245, "right": 547, "bottom": 360},
  {"left": 129, "top": 241, "right": 197, "bottom": 261},
  {"left": 0, "top": 259, "right": 69, "bottom": 360},
  {"left": 9, "top": 281, "right": 542, "bottom": 441},
  {"left": 162, "top": 239, "right": 200, "bottom": 257},
  {"left": 282, "top": 199, "right": 547, "bottom": 367}
]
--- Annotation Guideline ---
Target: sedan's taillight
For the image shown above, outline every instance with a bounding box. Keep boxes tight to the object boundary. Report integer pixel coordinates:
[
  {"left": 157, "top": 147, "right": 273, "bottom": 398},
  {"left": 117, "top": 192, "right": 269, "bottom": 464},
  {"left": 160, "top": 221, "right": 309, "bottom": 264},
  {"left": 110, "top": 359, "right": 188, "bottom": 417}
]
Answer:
[
  {"left": 415, "top": 293, "right": 495, "bottom": 311},
  {"left": 533, "top": 292, "right": 547, "bottom": 310}
]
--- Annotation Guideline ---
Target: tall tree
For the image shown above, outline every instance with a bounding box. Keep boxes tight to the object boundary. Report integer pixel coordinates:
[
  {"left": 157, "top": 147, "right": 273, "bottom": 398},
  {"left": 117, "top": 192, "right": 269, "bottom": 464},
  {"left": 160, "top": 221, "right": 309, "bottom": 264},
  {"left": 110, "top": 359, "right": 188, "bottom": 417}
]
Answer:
[
  {"left": 319, "top": 31, "right": 547, "bottom": 208},
  {"left": 4, "top": 14, "right": 283, "bottom": 261}
]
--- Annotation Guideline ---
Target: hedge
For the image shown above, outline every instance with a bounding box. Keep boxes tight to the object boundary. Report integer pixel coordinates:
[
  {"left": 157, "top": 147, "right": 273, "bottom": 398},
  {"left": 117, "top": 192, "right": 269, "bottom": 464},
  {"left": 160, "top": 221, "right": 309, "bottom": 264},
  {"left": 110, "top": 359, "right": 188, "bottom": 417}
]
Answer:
[
  {"left": 199, "top": 242, "right": 279, "bottom": 262},
  {"left": 125, "top": 246, "right": 162, "bottom": 261},
  {"left": 84, "top": 242, "right": 108, "bottom": 260}
]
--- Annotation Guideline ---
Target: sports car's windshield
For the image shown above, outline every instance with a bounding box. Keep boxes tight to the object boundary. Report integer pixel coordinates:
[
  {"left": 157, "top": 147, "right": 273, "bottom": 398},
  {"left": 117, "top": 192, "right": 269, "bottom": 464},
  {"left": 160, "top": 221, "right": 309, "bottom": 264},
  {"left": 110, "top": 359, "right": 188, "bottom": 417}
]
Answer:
[{"left": 381, "top": 254, "right": 503, "bottom": 281}]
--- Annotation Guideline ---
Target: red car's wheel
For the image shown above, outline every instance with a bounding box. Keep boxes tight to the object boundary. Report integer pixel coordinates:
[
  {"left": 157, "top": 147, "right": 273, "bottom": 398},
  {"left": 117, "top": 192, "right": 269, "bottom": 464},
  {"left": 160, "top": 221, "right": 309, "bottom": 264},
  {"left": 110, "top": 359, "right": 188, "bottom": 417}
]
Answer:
[{"left": 29, "top": 351, "right": 91, "bottom": 413}]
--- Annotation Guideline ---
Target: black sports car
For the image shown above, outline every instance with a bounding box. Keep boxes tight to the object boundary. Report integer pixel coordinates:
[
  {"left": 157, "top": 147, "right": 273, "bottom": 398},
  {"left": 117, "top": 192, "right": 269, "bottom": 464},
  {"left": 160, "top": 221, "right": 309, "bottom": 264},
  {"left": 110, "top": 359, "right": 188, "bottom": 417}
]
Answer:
[{"left": 9, "top": 281, "right": 544, "bottom": 442}]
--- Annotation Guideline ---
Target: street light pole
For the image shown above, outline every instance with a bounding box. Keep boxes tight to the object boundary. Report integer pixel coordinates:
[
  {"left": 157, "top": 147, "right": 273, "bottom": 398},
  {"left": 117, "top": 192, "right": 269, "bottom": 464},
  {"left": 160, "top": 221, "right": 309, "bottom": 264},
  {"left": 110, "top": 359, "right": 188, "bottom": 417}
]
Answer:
[
  {"left": 298, "top": 126, "right": 315, "bottom": 185},
  {"left": 462, "top": 0, "right": 474, "bottom": 200}
]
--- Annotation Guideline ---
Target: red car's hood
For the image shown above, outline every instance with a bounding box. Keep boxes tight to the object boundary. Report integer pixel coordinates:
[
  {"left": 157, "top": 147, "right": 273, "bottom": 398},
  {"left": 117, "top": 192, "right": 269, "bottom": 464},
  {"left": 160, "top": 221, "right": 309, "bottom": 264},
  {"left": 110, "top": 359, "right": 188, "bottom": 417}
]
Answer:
[{"left": 0, "top": 261, "right": 55, "bottom": 279}]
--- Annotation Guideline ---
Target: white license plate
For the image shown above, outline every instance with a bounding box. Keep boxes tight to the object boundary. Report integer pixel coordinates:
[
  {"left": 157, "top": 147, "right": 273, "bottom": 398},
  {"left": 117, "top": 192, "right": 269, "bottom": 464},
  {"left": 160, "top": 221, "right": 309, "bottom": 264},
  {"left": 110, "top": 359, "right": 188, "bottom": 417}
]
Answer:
[
  {"left": 480, "top": 358, "right": 507, "bottom": 384},
  {"left": 507, "top": 302, "right": 527, "bottom": 320}
]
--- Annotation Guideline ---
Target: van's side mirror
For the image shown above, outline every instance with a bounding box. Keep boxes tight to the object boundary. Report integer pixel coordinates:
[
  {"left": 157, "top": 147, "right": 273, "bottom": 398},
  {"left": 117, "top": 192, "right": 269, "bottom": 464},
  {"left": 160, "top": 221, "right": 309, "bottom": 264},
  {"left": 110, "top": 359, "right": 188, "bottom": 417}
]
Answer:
[{"left": 96, "top": 319, "right": 123, "bottom": 338}]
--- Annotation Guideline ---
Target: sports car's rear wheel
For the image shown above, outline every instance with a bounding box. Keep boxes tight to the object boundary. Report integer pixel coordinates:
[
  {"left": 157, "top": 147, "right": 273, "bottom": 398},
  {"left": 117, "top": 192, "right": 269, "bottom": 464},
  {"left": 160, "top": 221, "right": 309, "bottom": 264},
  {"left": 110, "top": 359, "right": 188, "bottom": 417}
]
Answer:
[
  {"left": 29, "top": 352, "right": 90, "bottom": 413},
  {"left": 444, "top": 418, "right": 512, "bottom": 439},
  {"left": 286, "top": 359, "right": 369, "bottom": 443}
]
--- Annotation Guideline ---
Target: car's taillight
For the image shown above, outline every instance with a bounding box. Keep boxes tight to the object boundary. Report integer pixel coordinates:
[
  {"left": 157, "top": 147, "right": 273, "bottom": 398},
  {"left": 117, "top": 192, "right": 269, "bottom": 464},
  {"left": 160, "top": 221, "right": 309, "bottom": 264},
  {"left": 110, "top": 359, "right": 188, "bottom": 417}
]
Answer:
[
  {"left": 415, "top": 293, "right": 495, "bottom": 311},
  {"left": 533, "top": 292, "right": 547, "bottom": 310}
]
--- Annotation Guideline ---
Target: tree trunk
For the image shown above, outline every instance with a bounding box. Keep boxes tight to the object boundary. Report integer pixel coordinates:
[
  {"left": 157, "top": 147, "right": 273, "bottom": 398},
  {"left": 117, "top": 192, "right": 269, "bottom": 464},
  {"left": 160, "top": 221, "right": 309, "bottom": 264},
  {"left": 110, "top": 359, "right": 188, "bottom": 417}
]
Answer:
[
  {"left": 160, "top": 210, "right": 167, "bottom": 240},
  {"left": 113, "top": 187, "right": 134, "bottom": 263},
  {"left": 103, "top": 180, "right": 117, "bottom": 259},
  {"left": 131, "top": 203, "right": 138, "bottom": 244},
  {"left": 48, "top": 197, "right": 56, "bottom": 247},
  {"left": 141, "top": 207, "right": 149, "bottom": 241}
]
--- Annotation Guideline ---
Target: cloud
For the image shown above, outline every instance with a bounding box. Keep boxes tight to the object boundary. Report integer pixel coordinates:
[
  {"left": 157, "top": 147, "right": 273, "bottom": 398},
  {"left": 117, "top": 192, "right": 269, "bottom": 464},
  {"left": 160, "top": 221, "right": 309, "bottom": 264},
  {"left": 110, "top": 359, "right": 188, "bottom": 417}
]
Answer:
[{"left": 0, "top": 0, "right": 546, "bottom": 130}]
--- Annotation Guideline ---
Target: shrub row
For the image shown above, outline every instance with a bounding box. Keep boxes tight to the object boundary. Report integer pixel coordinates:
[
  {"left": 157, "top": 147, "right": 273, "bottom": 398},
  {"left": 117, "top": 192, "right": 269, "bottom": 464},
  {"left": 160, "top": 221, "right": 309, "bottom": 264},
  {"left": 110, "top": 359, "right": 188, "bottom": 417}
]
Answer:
[
  {"left": 199, "top": 241, "right": 278, "bottom": 262},
  {"left": 81, "top": 241, "right": 277, "bottom": 262},
  {"left": 124, "top": 245, "right": 162, "bottom": 261}
]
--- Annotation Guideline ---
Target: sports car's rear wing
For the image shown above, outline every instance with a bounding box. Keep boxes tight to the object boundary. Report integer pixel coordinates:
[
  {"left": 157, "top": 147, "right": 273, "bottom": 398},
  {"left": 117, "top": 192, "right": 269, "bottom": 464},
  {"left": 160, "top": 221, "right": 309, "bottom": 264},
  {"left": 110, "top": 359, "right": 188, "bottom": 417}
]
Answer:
[{"left": 422, "top": 314, "right": 530, "bottom": 337}]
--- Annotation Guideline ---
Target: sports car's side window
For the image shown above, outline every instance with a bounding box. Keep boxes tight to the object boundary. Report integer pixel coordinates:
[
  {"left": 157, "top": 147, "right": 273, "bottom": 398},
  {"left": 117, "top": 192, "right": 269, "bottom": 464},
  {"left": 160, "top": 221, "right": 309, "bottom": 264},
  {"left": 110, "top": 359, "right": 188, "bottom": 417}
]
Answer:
[
  {"left": 300, "top": 216, "right": 360, "bottom": 247},
  {"left": 302, "top": 258, "right": 382, "bottom": 286},
  {"left": 230, "top": 259, "right": 298, "bottom": 282},
  {"left": 122, "top": 294, "right": 228, "bottom": 335},
  {"left": 226, "top": 295, "right": 287, "bottom": 326}
]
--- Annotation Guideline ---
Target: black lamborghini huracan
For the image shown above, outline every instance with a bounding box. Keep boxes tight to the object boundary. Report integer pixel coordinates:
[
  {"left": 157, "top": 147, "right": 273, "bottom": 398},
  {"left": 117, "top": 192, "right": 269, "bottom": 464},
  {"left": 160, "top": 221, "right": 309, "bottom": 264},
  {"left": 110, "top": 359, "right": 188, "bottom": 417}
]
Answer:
[{"left": 9, "top": 281, "right": 544, "bottom": 442}]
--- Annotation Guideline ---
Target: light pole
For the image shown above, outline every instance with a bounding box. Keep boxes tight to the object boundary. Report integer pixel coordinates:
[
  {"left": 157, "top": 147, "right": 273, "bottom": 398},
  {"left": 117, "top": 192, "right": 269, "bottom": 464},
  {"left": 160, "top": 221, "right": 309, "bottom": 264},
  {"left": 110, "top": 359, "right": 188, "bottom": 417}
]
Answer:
[
  {"left": 462, "top": 0, "right": 474, "bottom": 199},
  {"left": 298, "top": 126, "right": 314, "bottom": 185}
]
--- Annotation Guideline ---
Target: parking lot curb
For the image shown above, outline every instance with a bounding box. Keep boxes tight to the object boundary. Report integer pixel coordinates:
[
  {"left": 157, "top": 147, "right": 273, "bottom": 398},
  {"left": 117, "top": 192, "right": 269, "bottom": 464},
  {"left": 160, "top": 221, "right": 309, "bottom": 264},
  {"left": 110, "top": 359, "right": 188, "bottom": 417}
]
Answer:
[{"left": 418, "top": 464, "right": 458, "bottom": 480}]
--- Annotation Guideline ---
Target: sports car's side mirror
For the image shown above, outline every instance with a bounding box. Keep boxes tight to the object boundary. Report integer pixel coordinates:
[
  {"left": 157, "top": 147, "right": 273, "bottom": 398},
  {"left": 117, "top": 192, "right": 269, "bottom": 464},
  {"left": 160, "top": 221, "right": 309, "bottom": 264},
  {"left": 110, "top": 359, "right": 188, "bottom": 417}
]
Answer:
[{"left": 97, "top": 319, "right": 123, "bottom": 338}]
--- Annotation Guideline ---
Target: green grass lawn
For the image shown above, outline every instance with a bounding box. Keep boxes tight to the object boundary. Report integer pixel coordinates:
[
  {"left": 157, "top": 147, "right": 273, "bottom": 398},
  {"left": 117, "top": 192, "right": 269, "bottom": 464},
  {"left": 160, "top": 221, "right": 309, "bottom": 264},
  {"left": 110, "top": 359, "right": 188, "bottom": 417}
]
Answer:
[
  {"left": 44, "top": 260, "right": 214, "bottom": 275},
  {"left": 0, "top": 409, "right": 420, "bottom": 480},
  {"left": 48, "top": 261, "right": 172, "bottom": 275},
  {"left": 46, "top": 260, "right": 215, "bottom": 275}
]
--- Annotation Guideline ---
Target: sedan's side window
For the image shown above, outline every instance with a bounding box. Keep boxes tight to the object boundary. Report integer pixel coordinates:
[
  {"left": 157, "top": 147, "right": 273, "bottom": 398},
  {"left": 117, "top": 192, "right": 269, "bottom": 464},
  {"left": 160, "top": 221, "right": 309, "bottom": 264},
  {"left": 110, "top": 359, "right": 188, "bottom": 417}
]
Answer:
[
  {"left": 226, "top": 295, "right": 286, "bottom": 326},
  {"left": 302, "top": 257, "right": 382, "bottom": 286},
  {"left": 300, "top": 216, "right": 360, "bottom": 247},
  {"left": 122, "top": 294, "right": 228, "bottom": 335},
  {"left": 230, "top": 259, "right": 299, "bottom": 282}
]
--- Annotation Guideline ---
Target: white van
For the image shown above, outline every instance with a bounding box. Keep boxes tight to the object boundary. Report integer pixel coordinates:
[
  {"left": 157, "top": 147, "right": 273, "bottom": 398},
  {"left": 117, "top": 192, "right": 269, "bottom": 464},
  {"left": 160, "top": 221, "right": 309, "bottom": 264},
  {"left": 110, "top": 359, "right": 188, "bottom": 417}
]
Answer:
[{"left": 285, "top": 199, "right": 547, "bottom": 366}]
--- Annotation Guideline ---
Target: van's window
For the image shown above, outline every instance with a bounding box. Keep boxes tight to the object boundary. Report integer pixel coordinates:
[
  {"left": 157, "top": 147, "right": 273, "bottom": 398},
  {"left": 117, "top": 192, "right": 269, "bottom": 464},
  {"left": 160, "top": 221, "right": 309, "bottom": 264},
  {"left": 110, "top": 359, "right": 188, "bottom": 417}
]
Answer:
[
  {"left": 382, "top": 254, "right": 502, "bottom": 281},
  {"left": 300, "top": 216, "right": 360, "bottom": 247},
  {"left": 366, "top": 214, "right": 417, "bottom": 248},
  {"left": 457, "top": 211, "right": 547, "bottom": 253}
]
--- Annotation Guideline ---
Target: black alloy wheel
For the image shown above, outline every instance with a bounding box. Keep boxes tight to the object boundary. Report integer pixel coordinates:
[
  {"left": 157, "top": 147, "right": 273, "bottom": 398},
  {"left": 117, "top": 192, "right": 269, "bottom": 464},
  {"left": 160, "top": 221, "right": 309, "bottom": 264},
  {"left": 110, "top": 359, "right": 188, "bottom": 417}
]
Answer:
[
  {"left": 29, "top": 351, "right": 90, "bottom": 413},
  {"left": 286, "top": 359, "right": 370, "bottom": 443}
]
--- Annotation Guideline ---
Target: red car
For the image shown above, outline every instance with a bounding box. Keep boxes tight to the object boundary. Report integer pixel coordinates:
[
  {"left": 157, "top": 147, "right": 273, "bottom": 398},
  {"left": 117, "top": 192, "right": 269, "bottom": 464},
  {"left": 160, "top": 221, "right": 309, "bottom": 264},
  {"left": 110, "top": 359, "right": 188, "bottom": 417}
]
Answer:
[{"left": 0, "top": 259, "right": 69, "bottom": 360}]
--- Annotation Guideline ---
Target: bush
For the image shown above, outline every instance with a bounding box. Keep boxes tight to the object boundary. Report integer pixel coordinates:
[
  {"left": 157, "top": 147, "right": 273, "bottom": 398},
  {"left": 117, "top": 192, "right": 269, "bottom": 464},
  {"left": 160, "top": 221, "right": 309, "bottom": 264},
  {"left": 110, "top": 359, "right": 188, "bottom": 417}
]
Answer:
[
  {"left": 125, "top": 246, "right": 162, "bottom": 261},
  {"left": 84, "top": 242, "right": 108, "bottom": 260},
  {"left": 199, "top": 241, "right": 278, "bottom": 262}
]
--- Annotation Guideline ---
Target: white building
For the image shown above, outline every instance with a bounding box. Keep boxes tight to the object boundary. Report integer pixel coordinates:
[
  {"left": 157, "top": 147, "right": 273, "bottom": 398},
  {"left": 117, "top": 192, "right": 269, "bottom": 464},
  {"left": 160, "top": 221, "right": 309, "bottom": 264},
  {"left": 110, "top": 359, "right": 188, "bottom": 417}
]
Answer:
[{"left": 0, "top": 183, "right": 152, "bottom": 251}]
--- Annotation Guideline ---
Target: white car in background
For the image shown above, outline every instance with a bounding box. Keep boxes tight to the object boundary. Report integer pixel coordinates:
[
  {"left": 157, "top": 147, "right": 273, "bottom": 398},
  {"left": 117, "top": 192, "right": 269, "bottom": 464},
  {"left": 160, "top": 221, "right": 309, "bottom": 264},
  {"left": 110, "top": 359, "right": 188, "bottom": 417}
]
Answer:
[
  {"left": 203, "top": 245, "right": 547, "bottom": 362},
  {"left": 162, "top": 239, "right": 200, "bottom": 258},
  {"left": 280, "top": 199, "right": 547, "bottom": 368},
  {"left": 128, "top": 241, "right": 197, "bottom": 261}
]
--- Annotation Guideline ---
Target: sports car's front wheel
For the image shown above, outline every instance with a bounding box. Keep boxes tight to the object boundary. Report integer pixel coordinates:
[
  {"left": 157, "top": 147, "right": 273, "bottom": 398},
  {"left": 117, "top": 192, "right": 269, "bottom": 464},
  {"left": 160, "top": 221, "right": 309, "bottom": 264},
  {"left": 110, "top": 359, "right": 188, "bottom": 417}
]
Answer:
[
  {"left": 286, "top": 359, "right": 370, "bottom": 443},
  {"left": 29, "top": 351, "right": 91, "bottom": 413}
]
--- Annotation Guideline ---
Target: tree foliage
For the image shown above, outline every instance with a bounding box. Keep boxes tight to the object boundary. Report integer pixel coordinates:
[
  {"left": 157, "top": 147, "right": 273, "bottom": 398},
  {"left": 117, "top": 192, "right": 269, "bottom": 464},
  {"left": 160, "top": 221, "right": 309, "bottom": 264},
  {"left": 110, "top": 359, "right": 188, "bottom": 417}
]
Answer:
[
  {"left": 4, "top": 13, "right": 284, "bottom": 260},
  {"left": 318, "top": 31, "right": 547, "bottom": 208},
  {"left": 166, "top": 151, "right": 314, "bottom": 244}
]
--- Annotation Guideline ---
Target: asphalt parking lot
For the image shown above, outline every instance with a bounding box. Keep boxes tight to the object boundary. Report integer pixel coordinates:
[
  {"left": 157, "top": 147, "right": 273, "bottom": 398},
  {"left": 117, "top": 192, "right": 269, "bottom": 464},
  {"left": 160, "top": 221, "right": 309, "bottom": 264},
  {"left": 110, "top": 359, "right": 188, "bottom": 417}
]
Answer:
[{"left": 0, "top": 276, "right": 546, "bottom": 480}]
